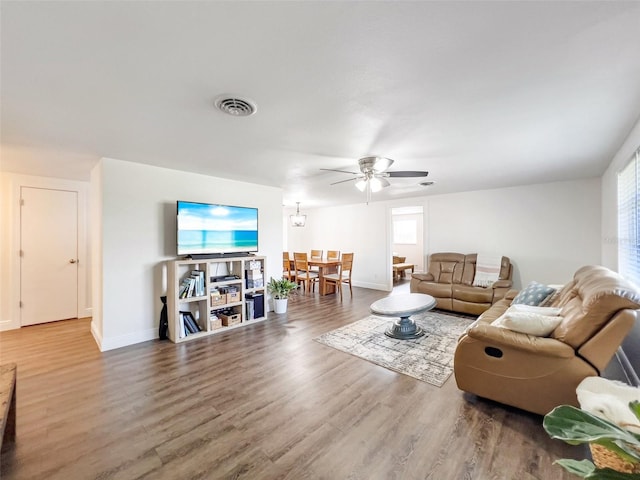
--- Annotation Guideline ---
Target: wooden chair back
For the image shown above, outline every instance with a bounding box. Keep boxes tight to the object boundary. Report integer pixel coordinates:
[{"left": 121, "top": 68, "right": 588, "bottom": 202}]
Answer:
[
  {"left": 283, "top": 251, "right": 290, "bottom": 269},
  {"left": 327, "top": 250, "right": 340, "bottom": 261},
  {"left": 341, "top": 253, "right": 354, "bottom": 278},
  {"left": 294, "top": 252, "right": 310, "bottom": 272},
  {"left": 324, "top": 252, "right": 354, "bottom": 300},
  {"left": 310, "top": 249, "right": 323, "bottom": 260},
  {"left": 294, "top": 252, "right": 319, "bottom": 293}
]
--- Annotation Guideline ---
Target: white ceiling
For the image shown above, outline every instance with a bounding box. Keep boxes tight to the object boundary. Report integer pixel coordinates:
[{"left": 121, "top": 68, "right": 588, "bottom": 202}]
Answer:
[{"left": 2, "top": 1, "right": 640, "bottom": 207}]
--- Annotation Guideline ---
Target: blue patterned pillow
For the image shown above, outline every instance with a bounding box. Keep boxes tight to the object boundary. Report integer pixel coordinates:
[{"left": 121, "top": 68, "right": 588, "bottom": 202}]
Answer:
[{"left": 512, "top": 281, "right": 556, "bottom": 306}]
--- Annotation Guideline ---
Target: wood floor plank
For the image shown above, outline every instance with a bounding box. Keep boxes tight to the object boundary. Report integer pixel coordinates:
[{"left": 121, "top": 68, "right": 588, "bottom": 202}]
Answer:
[{"left": 0, "top": 283, "right": 582, "bottom": 479}]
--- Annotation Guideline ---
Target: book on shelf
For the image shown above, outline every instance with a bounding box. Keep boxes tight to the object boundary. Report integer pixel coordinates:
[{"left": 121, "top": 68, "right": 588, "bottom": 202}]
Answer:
[
  {"left": 246, "top": 298, "right": 254, "bottom": 320},
  {"left": 186, "top": 278, "right": 196, "bottom": 297},
  {"left": 180, "top": 311, "right": 201, "bottom": 334},
  {"left": 178, "top": 313, "right": 187, "bottom": 338},
  {"left": 179, "top": 271, "right": 206, "bottom": 299},
  {"left": 179, "top": 278, "right": 192, "bottom": 299},
  {"left": 190, "top": 270, "right": 205, "bottom": 297}
]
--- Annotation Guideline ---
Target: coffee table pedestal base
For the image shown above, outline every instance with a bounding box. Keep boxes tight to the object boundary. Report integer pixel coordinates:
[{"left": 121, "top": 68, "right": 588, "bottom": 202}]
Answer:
[{"left": 384, "top": 316, "right": 425, "bottom": 340}]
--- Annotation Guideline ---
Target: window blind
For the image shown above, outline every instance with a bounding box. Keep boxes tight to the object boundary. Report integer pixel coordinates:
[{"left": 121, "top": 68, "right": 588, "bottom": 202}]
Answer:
[{"left": 618, "top": 148, "right": 640, "bottom": 285}]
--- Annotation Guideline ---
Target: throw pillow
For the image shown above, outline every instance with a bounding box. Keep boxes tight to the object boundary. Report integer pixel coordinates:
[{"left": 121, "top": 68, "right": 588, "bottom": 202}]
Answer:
[
  {"left": 492, "top": 310, "right": 563, "bottom": 336},
  {"left": 512, "top": 281, "right": 556, "bottom": 306},
  {"left": 538, "top": 284, "right": 564, "bottom": 307},
  {"left": 507, "top": 304, "right": 562, "bottom": 316}
]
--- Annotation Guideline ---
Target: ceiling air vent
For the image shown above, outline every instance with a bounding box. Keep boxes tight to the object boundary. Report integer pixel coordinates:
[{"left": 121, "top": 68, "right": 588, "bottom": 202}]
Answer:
[{"left": 214, "top": 96, "right": 257, "bottom": 117}]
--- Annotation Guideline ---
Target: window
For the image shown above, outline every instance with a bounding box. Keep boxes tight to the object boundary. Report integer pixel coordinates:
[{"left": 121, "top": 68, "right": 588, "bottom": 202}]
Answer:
[
  {"left": 618, "top": 148, "right": 640, "bottom": 285},
  {"left": 393, "top": 219, "right": 417, "bottom": 244}
]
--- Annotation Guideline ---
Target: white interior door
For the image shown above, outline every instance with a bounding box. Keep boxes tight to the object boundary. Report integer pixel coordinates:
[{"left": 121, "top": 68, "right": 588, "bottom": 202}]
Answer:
[{"left": 21, "top": 187, "right": 78, "bottom": 326}]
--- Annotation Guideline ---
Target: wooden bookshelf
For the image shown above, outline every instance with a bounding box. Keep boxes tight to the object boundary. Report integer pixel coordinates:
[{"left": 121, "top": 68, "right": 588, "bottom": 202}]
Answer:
[{"left": 166, "top": 255, "right": 266, "bottom": 343}]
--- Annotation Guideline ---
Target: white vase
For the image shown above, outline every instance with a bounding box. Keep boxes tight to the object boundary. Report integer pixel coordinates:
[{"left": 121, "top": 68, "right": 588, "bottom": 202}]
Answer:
[{"left": 274, "top": 298, "right": 288, "bottom": 314}]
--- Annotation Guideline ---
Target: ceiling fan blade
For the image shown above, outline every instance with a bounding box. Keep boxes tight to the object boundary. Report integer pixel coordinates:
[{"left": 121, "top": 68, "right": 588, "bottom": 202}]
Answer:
[
  {"left": 330, "top": 177, "right": 360, "bottom": 186},
  {"left": 320, "top": 168, "right": 359, "bottom": 175},
  {"left": 387, "top": 171, "right": 429, "bottom": 178}
]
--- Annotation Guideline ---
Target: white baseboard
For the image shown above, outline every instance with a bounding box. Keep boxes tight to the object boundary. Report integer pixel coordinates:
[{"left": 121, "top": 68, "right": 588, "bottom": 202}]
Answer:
[
  {"left": 352, "top": 280, "right": 389, "bottom": 291},
  {"left": 0, "top": 318, "right": 20, "bottom": 331},
  {"left": 90, "top": 320, "right": 103, "bottom": 349},
  {"left": 97, "top": 327, "right": 158, "bottom": 352}
]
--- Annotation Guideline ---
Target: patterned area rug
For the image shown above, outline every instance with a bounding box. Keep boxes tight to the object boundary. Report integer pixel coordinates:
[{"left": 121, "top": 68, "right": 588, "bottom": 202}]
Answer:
[{"left": 314, "top": 310, "right": 474, "bottom": 387}]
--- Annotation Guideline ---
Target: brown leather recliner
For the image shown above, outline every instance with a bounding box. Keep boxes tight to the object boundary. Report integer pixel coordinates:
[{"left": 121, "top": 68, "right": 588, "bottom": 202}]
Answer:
[
  {"left": 454, "top": 265, "right": 640, "bottom": 415},
  {"left": 410, "top": 252, "right": 513, "bottom": 315}
]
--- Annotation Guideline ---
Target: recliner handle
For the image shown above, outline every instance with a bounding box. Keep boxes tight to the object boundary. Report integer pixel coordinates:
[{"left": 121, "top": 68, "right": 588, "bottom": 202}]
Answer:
[{"left": 485, "top": 346, "right": 503, "bottom": 358}]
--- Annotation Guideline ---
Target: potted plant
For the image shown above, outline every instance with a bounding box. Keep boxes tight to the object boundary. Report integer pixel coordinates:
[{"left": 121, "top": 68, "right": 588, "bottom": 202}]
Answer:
[
  {"left": 267, "top": 277, "right": 298, "bottom": 314},
  {"left": 543, "top": 401, "right": 640, "bottom": 478}
]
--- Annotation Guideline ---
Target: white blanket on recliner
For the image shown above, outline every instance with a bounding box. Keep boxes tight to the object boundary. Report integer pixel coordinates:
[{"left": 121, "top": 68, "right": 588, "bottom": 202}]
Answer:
[
  {"left": 473, "top": 254, "right": 502, "bottom": 287},
  {"left": 577, "top": 376, "right": 640, "bottom": 433}
]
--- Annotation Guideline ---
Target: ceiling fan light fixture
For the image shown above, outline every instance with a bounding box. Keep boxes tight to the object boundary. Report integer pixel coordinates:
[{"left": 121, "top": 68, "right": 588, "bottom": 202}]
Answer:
[
  {"left": 290, "top": 202, "right": 306, "bottom": 227},
  {"left": 369, "top": 177, "right": 384, "bottom": 192},
  {"left": 359, "top": 156, "right": 393, "bottom": 173},
  {"left": 355, "top": 179, "right": 367, "bottom": 191}
]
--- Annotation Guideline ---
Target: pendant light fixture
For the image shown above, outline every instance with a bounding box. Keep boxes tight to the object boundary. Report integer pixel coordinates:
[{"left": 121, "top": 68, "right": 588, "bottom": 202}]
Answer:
[{"left": 290, "top": 202, "right": 306, "bottom": 227}]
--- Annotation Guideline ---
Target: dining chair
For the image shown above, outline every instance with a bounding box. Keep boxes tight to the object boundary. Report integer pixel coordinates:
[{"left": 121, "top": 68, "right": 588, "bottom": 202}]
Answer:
[
  {"left": 327, "top": 250, "right": 340, "bottom": 261},
  {"left": 310, "top": 249, "right": 323, "bottom": 272},
  {"left": 294, "top": 252, "right": 319, "bottom": 293},
  {"left": 283, "top": 252, "right": 296, "bottom": 282},
  {"left": 324, "top": 252, "right": 354, "bottom": 300}
]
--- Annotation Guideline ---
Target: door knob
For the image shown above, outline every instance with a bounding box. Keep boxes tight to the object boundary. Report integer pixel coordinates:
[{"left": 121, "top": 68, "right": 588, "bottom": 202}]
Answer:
[{"left": 69, "top": 259, "right": 78, "bottom": 264}]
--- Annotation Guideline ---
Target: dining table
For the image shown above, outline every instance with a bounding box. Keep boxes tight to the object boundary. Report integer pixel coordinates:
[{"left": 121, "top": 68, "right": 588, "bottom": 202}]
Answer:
[
  {"left": 290, "top": 258, "right": 342, "bottom": 296},
  {"left": 308, "top": 258, "right": 342, "bottom": 295}
]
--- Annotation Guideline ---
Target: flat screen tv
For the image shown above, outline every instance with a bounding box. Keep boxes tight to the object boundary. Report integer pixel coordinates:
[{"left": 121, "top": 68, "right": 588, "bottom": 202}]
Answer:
[{"left": 177, "top": 201, "right": 258, "bottom": 257}]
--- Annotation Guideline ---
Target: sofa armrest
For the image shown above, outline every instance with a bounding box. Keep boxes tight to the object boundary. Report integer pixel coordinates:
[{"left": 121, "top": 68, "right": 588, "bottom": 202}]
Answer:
[
  {"left": 412, "top": 272, "right": 434, "bottom": 281},
  {"left": 492, "top": 279, "right": 512, "bottom": 289},
  {"left": 464, "top": 324, "right": 575, "bottom": 358},
  {"left": 504, "top": 289, "right": 518, "bottom": 301}
]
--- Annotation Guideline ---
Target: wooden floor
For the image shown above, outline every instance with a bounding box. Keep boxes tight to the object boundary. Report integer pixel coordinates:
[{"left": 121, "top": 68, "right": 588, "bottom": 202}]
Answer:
[{"left": 0, "top": 286, "right": 582, "bottom": 479}]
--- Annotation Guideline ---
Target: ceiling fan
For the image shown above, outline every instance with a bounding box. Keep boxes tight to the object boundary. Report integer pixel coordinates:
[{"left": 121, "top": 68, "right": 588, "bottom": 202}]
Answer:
[{"left": 321, "top": 156, "right": 429, "bottom": 203}]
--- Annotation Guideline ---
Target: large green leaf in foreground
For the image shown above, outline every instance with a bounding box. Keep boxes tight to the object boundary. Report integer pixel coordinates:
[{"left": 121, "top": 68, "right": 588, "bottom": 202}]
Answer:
[{"left": 544, "top": 406, "right": 640, "bottom": 464}]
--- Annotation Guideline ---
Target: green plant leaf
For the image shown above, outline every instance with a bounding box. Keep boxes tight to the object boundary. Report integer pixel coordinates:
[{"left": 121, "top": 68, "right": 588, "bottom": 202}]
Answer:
[
  {"left": 555, "top": 458, "right": 595, "bottom": 477},
  {"left": 544, "top": 406, "right": 640, "bottom": 451},
  {"left": 585, "top": 468, "right": 640, "bottom": 479},
  {"left": 630, "top": 401, "right": 640, "bottom": 424},
  {"left": 555, "top": 458, "right": 640, "bottom": 479},
  {"left": 266, "top": 277, "right": 299, "bottom": 299}
]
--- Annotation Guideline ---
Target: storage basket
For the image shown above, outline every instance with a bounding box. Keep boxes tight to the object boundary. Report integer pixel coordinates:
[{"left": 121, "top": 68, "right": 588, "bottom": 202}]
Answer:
[{"left": 590, "top": 443, "right": 640, "bottom": 474}]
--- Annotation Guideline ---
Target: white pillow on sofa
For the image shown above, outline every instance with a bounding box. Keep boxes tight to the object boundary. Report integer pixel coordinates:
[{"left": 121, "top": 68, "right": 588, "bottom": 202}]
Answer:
[
  {"left": 507, "top": 304, "right": 562, "bottom": 316},
  {"left": 492, "top": 307, "right": 563, "bottom": 336}
]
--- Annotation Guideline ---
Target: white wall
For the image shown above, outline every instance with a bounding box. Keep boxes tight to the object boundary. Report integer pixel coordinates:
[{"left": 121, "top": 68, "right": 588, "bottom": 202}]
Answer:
[
  {"left": 601, "top": 116, "right": 640, "bottom": 270},
  {"left": 287, "top": 178, "right": 601, "bottom": 291},
  {"left": 92, "top": 158, "right": 283, "bottom": 351},
  {"left": 0, "top": 173, "right": 12, "bottom": 328},
  {"left": 286, "top": 202, "right": 391, "bottom": 291},
  {"left": 0, "top": 172, "right": 91, "bottom": 331},
  {"left": 426, "top": 179, "right": 601, "bottom": 287}
]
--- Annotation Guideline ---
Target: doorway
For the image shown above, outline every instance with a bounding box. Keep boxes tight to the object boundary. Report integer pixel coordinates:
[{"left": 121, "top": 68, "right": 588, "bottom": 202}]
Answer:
[
  {"left": 20, "top": 187, "right": 79, "bottom": 326},
  {"left": 391, "top": 206, "right": 424, "bottom": 294}
]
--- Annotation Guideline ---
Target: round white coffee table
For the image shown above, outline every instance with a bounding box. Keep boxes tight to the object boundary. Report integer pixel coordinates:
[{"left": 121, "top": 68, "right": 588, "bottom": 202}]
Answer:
[{"left": 370, "top": 293, "right": 437, "bottom": 340}]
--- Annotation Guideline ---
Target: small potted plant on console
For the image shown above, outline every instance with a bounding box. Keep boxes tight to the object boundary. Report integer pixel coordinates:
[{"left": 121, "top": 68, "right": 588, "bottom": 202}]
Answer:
[{"left": 267, "top": 277, "right": 298, "bottom": 314}]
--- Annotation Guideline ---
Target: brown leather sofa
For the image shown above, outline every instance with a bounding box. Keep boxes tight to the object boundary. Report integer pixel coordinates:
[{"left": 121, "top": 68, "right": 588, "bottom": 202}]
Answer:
[
  {"left": 410, "top": 253, "right": 513, "bottom": 315},
  {"left": 454, "top": 265, "right": 640, "bottom": 415}
]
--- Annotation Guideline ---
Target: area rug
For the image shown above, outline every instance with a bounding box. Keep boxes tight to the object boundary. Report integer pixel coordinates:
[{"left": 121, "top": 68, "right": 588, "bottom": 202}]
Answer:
[{"left": 314, "top": 311, "right": 474, "bottom": 387}]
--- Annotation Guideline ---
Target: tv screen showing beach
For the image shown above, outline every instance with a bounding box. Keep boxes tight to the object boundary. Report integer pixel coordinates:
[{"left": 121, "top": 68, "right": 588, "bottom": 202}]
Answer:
[{"left": 177, "top": 201, "right": 258, "bottom": 255}]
